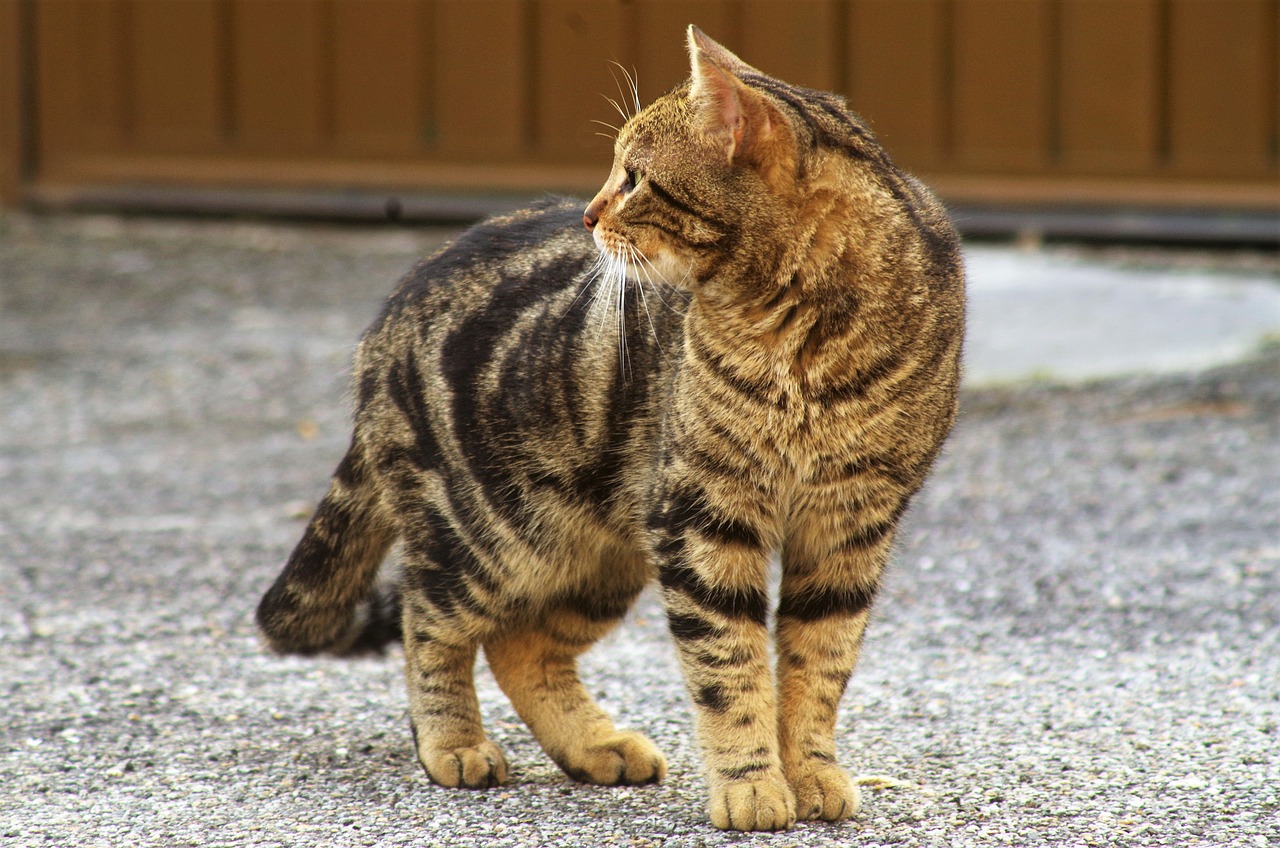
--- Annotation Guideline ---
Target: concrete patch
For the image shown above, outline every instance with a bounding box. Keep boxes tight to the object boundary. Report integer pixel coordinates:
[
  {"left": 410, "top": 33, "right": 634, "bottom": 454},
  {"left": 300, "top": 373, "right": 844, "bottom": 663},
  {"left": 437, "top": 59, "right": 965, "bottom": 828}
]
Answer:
[{"left": 964, "top": 246, "right": 1280, "bottom": 386}]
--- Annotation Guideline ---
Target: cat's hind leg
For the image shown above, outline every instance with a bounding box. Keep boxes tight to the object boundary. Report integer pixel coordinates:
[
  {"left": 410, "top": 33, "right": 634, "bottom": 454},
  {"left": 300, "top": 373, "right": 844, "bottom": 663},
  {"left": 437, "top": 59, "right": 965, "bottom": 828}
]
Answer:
[
  {"left": 402, "top": 599, "right": 509, "bottom": 789},
  {"left": 397, "top": 508, "right": 511, "bottom": 789},
  {"left": 485, "top": 603, "right": 666, "bottom": 786}
]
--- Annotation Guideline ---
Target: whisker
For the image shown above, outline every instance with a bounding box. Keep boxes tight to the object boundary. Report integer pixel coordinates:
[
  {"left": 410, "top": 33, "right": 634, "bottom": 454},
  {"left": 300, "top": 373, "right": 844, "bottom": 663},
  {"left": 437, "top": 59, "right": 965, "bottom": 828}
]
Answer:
[
  {"left": 571, "top": 249, "right": 609, "bottom": 312},
  {"left": 601, "top": 92, "right": 630, "bottom": 124},
  {"left": 608, "top": 63, "right": 636, "bottom": 119},
  {"left": 625, "top": 244, "right": 666, "bottom": 357},
  {"left": 629, "top": 247, "right": 683, "bottom": 314},
  {"left": 618, "top": 64, "right": 642, "bottom": 116}
]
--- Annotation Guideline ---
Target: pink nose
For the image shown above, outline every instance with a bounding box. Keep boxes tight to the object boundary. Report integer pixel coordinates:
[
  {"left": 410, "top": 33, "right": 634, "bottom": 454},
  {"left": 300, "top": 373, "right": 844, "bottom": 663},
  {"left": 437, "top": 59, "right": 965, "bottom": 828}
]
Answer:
[{"left": 583, "top": 209, "right": 598, "bottom": 231}]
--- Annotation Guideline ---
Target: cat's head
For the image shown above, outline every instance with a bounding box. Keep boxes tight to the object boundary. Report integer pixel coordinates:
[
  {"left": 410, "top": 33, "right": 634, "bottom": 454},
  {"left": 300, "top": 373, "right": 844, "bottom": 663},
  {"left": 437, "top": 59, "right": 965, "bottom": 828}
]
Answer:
[{"left": 584, "top": 26, "right": 886, "bottom": 299}]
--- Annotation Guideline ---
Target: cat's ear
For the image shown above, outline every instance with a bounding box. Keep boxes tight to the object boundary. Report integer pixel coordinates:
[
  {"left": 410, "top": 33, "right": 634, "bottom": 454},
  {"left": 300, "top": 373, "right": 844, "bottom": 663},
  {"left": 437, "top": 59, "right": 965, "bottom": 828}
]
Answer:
[
  {"left": 686, "top": 26, "right": 793, "bottom": 178},
  {"left": 686, "top": 25, "right": 759, "bottom": 76}
]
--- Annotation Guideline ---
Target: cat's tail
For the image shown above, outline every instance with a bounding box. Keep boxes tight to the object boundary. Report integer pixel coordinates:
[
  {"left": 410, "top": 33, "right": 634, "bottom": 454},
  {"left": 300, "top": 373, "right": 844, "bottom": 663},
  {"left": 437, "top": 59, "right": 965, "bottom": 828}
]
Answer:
[{"left": 256, "top": 438, "right": 401, "bottom": 655}]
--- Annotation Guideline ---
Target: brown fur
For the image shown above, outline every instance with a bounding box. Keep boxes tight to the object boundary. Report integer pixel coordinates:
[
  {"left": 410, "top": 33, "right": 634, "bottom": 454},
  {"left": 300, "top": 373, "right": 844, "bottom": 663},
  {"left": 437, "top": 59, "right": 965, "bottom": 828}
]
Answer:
[{"left": 257, "top": 26, "right": 964, "bottom": 832}]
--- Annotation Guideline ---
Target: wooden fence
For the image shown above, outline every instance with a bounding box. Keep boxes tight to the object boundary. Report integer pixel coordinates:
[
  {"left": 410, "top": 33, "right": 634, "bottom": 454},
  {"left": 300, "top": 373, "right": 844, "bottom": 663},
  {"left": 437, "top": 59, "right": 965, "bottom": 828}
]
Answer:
[{"left": 3, "top": 0, "right": 1278, "bottom": 211}]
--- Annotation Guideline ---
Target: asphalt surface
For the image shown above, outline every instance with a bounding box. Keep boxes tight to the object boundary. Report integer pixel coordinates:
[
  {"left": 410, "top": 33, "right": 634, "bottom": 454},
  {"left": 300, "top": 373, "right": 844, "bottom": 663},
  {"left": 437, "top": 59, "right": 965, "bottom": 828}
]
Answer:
[{"left": 1, "top": 211, "right": 1278, "bottom": 847}]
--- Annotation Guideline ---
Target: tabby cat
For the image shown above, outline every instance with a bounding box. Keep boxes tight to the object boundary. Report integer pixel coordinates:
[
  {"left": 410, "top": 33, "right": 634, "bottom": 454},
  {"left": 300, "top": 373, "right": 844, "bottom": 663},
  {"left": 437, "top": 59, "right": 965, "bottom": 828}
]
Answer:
[{"left": 257, "top": 26, "right": 964, "bottom": 832}]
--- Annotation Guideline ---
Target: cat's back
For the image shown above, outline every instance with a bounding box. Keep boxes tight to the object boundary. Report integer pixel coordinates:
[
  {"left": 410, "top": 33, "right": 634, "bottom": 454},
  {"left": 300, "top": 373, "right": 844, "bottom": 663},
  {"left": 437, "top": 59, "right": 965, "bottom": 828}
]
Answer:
[{"left": 364, "top": 198, "right": 597, "bottom": 346}]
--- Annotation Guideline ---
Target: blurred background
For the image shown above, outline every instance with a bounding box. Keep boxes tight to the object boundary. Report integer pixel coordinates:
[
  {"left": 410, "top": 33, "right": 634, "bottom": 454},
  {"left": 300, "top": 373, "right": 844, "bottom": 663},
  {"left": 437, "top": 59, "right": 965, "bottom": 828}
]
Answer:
[{"left": 1, "top": 0, "right": 1276, "bottom": 241}]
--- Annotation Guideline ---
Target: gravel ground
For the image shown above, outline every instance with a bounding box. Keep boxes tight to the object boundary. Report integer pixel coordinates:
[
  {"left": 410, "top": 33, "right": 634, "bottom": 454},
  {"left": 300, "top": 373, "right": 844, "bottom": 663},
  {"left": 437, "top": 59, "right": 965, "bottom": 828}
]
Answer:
[{"left": 1, "top": 212, "right": 1278, "bottom": 847}]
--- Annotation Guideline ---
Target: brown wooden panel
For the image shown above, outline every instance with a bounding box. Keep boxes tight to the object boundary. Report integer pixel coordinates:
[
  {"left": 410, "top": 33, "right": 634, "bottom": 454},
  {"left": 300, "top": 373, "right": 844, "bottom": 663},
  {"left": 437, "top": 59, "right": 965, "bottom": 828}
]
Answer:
[
  {"left": 129, "top": 0, "right": 227, "bottom": 152},
  {"left": 433, "top": 0, "right": 525, "bottom": 158},
  {"left": 1168, "top": 0, "right": 1276, "bottom": 176},
  {"left": 11, "top": 0, "right": 1280, "bottom": 212},
  {"left": 229, "top": 0, "right": 327, "bottom": 153},
  {"left": 0, "top": 0, "right": 21, "bottom": 202},
  {"left": 536, "top": 0, "right": 626, "bottom": 162},
  {"left": 952, "top": 0, "right": 1054, "bottom": 172},
  {"left": 738, "top": 0, "right": 839, "bottom": 91},
  {"left": 1274, "top": 5, "right": 1280, "bottom": 173},
  {"left": 31, "top": 0, "right": 81, "bottom": 162},
  {"left": 634, "top": 1, "right": 735, "bottom": 105},
  {"left": 75, "top": 0, "right": 131, "bottom": 151},
  {"left": 331, "top": 0, "right": 428, "bottom": 155},
  {"left": 846, "top": 0, "right": 948, "bottom": 170},
  {"left": 1059, "top": 0, "right": 1161, "bottom": 174}
]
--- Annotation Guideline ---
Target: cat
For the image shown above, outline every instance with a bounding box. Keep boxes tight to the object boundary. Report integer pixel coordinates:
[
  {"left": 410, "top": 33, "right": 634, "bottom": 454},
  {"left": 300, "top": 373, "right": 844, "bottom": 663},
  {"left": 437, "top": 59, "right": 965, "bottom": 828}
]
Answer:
[{"left": 256, "top": 25, "right": 964, "bottom": 832}]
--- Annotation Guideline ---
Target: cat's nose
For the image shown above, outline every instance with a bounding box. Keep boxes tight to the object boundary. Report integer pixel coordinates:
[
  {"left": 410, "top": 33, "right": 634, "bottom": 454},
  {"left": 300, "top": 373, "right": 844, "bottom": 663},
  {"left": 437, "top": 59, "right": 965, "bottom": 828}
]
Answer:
[{"left": 583, "top": 209, "right": 598, "bottom": 231}]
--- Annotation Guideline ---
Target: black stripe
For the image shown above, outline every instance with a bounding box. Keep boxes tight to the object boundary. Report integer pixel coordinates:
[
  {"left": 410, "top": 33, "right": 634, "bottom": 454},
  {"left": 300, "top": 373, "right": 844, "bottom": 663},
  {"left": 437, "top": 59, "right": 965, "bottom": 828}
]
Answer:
[
  {"left": 356, "top": 370, "right": 380, "bottom": 408},
  {"left": 645, "top": 177, "right": 732, "bottom": 233},
  {"left": 688, "top": 330, "right": 776, "bottom": 403},
  {"left": 777, "top": 582, "right": 878, "bottom": 621},
  {"left": 693, "top": 683, "right": 729, "bottom": 712},
  {"left": 557, "top": 589, "right": 635, "bottom": 623},
  {"left": 718, "top": 761, "right": 772, "bottom": 781},
  {"left": 387, "top": 349, "right": 442, "bottom": 470},
  {"left": 813, "top": 454, "right": 915, "bottom": 489},
  {"left": 667, "top": 611, "right": 723, "bottom": 642},
  {"left": 658, "top": 561, "right": 768, "bottom": 624},
  {"left": 661, "top": 485, "right": 762, "bottom": 551},
  {"left": 836, "top": 498, "right": 909, "bottom": 553},
  {"left": 812, "top": 352, "right": 904, "bottom": 406},
  {"left": 704, "top": 417, "right": 769, "bottom": 469},
  {"left": 405, "top": 508, "right": 493, "bottom": 617},
  {"left": 683, "top": 444, "right": 752, "bottom": 480},
  {"left": 332, "top": 443, "right": 364, "bottom": 487}
]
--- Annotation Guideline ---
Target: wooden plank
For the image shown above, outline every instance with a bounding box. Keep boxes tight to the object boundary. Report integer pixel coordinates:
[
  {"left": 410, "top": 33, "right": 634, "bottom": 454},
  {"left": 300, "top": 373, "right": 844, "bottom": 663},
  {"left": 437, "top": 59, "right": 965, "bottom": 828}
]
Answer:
[
  {"left": 634, "top": 1, "right": 735, "bottom": 105},
  {"left": 846, "top": 0, "right": 948, "bottom": 171},
  {"left": 433, "top": 0, "right": 525, "bottom": 158},
  {"left": 535, "top": 0, "right": 626, "bottom": 162},
  {"left": 738, "top": 0, "right": 839, "bottom": 91},
  {"left": 331, "top": 0, "right": 428, "bottom": 155},
  {"left": 952, "top": 0, "right": 1054, "bottom": 172},
  {"left": 1168, "top": 0, "right": 1275, "bottom": 176},
  {"left": 30, "top": 0, "right": 81, "bottom": 164},
  {"left": 0, "top": 0, "right": 21, "bottom": 203},
  {"left": 1058, "top": 0, "right": 1161, "bottom": 174},
  {"left": 130, "top": 0, "right": 227, "bottom": 152},
  {"left": 1274, "top": 4, "right": 1280, "bottom": 174},
  {"left": 75, "top": 0, "right": 131, "bottom": 151},
  {"left": 228, "top": 0, "right": 327, "bottom": 153}
]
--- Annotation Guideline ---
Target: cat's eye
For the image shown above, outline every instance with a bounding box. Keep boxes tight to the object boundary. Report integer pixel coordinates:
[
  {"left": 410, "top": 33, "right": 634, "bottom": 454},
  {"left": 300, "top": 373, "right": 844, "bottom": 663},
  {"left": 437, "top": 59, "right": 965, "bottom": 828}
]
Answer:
[{"left": 621, "top": 167, "right": 640, "bottom": 193}]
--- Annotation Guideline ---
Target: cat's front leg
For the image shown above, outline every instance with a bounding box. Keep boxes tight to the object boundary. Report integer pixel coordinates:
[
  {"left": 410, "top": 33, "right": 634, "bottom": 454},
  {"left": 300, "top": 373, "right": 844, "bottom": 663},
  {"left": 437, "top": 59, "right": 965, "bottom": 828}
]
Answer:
[
  {"left": 775, "top": 504, "right": 898, "bottom": 821},
  {"left": 650, "top": 487, "right": 796, "bottom": 831}
]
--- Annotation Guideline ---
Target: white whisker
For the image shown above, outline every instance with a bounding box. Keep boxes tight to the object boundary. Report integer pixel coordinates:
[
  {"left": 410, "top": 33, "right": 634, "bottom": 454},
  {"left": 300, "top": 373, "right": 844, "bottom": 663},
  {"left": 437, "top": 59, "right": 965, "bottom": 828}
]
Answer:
[
  {"left": 609, "top": 63, "right": 638, "bottom": 119},
  {"left": 625, "top": 245, "right": 666, "bottom": 358},
  {"left": 600, "top": 92, "right": 630, "bottom": 124},
  {"left": 613, "top": 63, "right": 642, "bottom": 117}
]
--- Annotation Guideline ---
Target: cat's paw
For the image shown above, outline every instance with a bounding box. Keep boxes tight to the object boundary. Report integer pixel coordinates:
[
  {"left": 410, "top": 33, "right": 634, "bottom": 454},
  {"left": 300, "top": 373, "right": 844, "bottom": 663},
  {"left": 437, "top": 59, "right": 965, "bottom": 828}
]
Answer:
[
  {"left": 788, "top": 761, "right": 860, "bottom": 821},
  {"left": 417, "top": 740, "right": 509, "bottom": 789},
  {"left": 558, "top": 730, "right": 667, "bottom": 786},
  {"left": 708, "top": 773, "right": 797, "bottom": 831}
]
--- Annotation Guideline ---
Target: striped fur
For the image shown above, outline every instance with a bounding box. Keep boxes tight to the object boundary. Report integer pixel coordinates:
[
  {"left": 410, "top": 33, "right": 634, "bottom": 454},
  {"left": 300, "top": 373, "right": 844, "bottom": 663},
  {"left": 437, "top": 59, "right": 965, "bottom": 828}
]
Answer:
[{"left": 257, "top": 26, "right": 964, "bottom": 832}]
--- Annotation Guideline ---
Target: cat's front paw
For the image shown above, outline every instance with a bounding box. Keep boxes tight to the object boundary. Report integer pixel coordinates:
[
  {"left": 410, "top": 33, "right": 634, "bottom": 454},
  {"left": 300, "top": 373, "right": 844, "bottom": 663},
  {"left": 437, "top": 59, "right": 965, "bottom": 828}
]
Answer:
[
  {"left": 787, "top": 761, "right": 860, "bottom": 821},
  {"left": 557, "top": 730, "right": 667, "bottom": 786},
  {"left": 708, "top": 772, "right": 797, "bottom": 831},
  {"left": 417, "top": 740, "right": 509, "bottom": 789}
]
